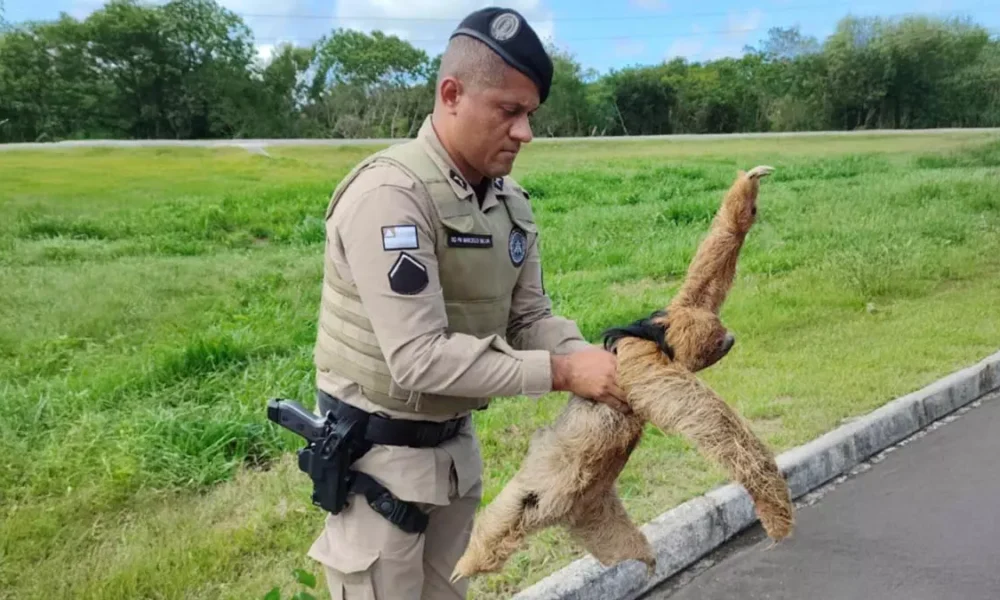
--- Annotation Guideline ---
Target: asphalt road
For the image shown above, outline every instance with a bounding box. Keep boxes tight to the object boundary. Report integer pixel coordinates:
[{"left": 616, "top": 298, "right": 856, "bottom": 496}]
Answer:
[{"left": 644, "top": 389, "right": 1000, "bottom": 600}]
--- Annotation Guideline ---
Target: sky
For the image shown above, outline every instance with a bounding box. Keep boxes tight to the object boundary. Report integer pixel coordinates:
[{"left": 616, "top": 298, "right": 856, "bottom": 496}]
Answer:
[{"left": 7, "top": 0, "right": 1000, "bottom": 75}]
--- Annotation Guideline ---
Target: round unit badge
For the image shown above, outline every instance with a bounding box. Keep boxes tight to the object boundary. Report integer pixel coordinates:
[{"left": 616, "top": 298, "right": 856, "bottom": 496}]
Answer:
[
  {"left": 490, "top": 12, "right": 521, "bottom": 41},
  {"left": 508, "top": 226, "right": 526, "bottom": 267}
]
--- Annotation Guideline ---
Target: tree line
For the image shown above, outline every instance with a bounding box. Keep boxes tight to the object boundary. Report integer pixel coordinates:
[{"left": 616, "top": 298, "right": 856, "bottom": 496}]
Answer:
[{"left": 1, "top": 0, "right": 998, "bottom": 143}]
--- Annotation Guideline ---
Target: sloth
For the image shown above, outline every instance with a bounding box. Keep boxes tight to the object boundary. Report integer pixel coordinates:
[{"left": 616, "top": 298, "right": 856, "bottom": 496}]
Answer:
[{"left": 451, "top": 165, "right": 795, "bottom": 583}]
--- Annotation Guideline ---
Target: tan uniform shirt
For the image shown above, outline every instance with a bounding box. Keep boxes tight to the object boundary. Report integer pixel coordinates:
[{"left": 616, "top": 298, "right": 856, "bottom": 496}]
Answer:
[{"left": 314, "top": 115, "right": 591, "bottom": 505}]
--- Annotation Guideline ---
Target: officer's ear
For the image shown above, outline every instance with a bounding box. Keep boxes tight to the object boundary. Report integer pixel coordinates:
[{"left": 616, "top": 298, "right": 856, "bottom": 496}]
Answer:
[{"left": 438, "top": 76, "right": 465, "bottom": 113}]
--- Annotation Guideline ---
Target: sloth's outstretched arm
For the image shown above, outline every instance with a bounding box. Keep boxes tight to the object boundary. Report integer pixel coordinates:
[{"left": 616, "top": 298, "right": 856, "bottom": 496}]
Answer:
[{"left": 670, "top": 166, "right": 773, "bottom": 314}]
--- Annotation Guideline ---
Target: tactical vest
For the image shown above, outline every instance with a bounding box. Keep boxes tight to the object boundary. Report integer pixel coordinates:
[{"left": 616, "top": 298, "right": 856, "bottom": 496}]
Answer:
[{"left": 314, "top": 139, "right": 537, "bottom": 416}]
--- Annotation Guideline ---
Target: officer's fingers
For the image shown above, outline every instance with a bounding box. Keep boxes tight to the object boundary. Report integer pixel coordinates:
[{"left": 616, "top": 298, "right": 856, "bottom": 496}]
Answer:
[
  {"left": 614, "top": 386, "right": 632, "bottom": 414},
  {"left": 607, "top": 383, "right": 627, "bottom": 404},
  {"left": 600, "top": 389, "right": 631, "bottom": 415}
]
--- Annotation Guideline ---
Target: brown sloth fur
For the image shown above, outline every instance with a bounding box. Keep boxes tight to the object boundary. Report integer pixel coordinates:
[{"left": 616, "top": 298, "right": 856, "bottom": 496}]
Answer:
[{"left": 450, "top": 165, "right": 795, "bottom": 583}]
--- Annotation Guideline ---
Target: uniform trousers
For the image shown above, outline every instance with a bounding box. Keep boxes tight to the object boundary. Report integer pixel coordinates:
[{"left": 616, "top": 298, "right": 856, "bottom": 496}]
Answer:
[{"left": 307, "top": 387, "right": 484, "bottom": 600}]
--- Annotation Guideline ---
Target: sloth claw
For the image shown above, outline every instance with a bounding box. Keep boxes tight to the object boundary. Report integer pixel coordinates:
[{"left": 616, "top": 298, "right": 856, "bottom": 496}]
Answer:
[{"left": 746, "top": 165, "right": 775, "bottom": 179}]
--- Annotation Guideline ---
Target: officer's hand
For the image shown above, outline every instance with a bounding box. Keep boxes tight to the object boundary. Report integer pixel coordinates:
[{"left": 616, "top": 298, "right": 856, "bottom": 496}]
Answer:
[{"left": 551, "top": 348, "right": 631, "bottom": 414}]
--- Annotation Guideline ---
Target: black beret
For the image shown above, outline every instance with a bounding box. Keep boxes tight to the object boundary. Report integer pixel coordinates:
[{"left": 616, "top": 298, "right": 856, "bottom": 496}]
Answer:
[{"left": 450, "top": 7, "right": 554, "bottom": 103}]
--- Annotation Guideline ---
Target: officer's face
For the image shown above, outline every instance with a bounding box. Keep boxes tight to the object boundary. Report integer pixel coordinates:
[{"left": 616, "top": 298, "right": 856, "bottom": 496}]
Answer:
[{"left": 456, "top": 66, "right": 538, "bottom": 179}]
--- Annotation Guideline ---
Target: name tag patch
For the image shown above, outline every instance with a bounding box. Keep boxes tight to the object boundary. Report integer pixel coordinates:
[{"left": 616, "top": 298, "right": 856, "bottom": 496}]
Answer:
[
  {"left": 382, "top": 225, "right": 418, "bottom": 250},
  {"left": 447, "top": 232, "right": 493, "bottom": 248}
]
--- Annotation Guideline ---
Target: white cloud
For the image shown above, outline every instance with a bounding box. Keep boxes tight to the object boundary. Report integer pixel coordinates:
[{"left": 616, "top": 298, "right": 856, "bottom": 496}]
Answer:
[
  {"left": 64, "top": 0, "right": 556, "bottom": 61},
  {"left": 724, "top": 8, "right": 764, "bottom": 42},
  {"left": 333, "top": 0, "right": 557, "bottom": 56},
  {"left": 68, "top": 0, "right": 98, "bottom": 20},
  {"left": 662, "top": 8, "right": 764, "bottom": 63},
  {"left": 614, "top": 38, "right": 648, "bottom": 58},
  {"left": 218, "top": 0, "right": 318, "bottom": 48},
  {"left": 702, "top": 42, "right": 746, "bottom": 60},
  {"left": 665, "top": 38, "right": 704, "bottom": 60},
  {"left": 255, "top": 43, "right": 276, "bottom": 62}
]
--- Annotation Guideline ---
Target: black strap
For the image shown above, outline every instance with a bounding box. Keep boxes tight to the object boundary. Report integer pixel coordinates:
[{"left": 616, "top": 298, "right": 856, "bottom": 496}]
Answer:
[
  {"left": 317, "top": 390, "right": 466, "bottom": 448},
  {"left": 310, "top": 390, "right": 452, "bottom": 535},
  {"left": 350, "top": 471, "right": 429, "bottom": 534}
]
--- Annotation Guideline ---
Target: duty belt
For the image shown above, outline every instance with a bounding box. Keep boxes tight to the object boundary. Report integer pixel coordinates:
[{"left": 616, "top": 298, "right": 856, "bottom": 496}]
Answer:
[
  {"left": 316, "top": 390, "right": 467, "bottom": 448},
  {"left": 278, "top": 389, "right": 466, "bottom": 534}
]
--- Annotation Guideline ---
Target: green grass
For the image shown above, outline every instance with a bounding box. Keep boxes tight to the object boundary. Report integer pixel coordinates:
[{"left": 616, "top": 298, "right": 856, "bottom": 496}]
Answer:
[{"left": 2, "top": 130, "right": 1000, "bottom": 600}]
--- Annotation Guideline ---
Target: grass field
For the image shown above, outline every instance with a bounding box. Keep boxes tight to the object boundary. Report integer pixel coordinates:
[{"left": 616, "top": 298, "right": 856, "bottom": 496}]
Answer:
[{"left": 2, "top": 130, "right": 1000, "bottom": 600}]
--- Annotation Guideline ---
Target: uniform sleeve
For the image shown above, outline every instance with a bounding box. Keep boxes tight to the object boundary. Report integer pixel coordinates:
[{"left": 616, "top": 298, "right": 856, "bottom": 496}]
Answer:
[
  {"left": 329, "top": 167, "right": 554, "bottom": 399},
  {"left": 506, "top": 221, "right": 594, "bottom": 355}
]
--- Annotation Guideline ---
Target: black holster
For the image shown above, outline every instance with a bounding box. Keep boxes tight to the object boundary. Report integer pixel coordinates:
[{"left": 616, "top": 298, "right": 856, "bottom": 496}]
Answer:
[{"left": 268, "top": 391, "right": 466, "bottom": 535}]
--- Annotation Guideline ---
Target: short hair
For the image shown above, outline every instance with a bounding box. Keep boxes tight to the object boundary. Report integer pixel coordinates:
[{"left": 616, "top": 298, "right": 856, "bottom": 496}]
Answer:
[{"left": 436, "top": 34, "right": 507, "bottom": 93}]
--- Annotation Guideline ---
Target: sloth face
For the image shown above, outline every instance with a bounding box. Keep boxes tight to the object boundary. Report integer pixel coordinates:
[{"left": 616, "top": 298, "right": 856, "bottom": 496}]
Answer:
[
  {"left": 602, "top": 307, "right": 736, "bottom": 373},
  {"left": 662, "top": 307, "right": 735, "bottom": 372}
]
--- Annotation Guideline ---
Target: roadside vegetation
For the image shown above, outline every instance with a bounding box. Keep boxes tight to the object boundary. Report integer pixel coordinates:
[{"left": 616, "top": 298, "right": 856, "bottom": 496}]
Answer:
[{"left": 2, "top": 131, "right": 999, "bottom": 599}]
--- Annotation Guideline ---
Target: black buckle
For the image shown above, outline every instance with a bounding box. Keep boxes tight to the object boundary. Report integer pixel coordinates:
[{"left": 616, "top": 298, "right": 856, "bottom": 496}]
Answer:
[
  {"left": 411, "top": 417, "right": 461, "bottom": 447},
  {"left": 369, "top": 490, "right": 429, "bottom": 534},
  {"left": 442, "top": 417, "right": 463, "bottom": 441},
  {"left": 352, "top": 472, "right": 429, "bottom": 534}
]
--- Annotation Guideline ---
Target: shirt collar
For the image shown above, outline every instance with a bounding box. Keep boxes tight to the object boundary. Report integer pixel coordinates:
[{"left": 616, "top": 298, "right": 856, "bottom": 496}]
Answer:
[
  {"left": 417, "top": 115, "right": 507, "bottom": 211},
  {"left": 417, "top": 116, "right": 474, "bottom": 202}
]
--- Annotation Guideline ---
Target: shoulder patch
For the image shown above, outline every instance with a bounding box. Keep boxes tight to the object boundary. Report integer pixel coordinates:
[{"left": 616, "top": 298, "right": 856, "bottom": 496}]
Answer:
[
  {"left": 508, "top": 226, "right": 527, "bottom": 267},
  {"left": 388, "top": 252, "right": 428, "bottom": 295},
  {"left": 382, "top": 225, "right": 419, "bottom": 251}
]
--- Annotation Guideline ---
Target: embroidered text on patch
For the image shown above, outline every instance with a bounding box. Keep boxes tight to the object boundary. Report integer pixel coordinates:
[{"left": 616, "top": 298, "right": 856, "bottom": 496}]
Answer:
[
  {"left": 448, "top": 233, "right": 493, "bottom": 248},
  {"left": 382, "top": 225, "right": 419, "bottom": 251}
]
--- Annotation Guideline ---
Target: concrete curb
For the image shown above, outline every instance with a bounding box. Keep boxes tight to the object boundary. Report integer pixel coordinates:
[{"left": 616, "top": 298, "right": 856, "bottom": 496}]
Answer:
[{"left": 510, "top": 349, "right": 1000, "bottom": 600}]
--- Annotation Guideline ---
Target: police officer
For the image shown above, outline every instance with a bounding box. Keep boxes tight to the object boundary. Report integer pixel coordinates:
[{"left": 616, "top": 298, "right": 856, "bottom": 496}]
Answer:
[{"left": 306, "top": 6, "right": 629, "bottom": 599}]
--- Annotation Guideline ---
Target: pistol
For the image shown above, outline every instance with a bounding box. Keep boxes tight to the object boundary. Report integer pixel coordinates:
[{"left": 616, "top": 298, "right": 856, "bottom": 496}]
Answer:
[
  {"left": 267, "top": 397, "right": 363, "bottom": 515},
  {"left": 267, "top": 398, "right": 329, "bottom": 441},
  {"left": 266, "top": 397, "right": 430, "bottom": 534}
]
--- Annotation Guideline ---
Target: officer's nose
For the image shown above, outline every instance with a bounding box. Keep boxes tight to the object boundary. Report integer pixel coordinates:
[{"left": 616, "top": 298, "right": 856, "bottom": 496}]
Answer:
[{"left": 511, "top": 115, "right": 533, "bottom": 144}]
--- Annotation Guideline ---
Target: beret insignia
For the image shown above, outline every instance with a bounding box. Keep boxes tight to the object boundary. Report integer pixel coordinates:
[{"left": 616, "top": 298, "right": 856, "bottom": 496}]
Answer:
[{"left": 490, "top": 12, "right": 521, "bottom": 41}]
